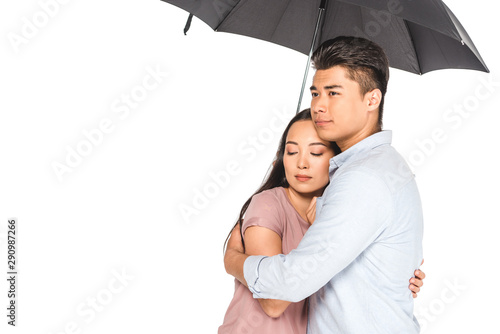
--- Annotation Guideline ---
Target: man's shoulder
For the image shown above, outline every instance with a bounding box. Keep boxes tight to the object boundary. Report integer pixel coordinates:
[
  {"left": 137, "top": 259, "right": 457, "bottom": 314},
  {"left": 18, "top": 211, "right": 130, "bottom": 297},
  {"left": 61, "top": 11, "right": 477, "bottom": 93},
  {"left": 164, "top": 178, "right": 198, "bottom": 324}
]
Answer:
[{"left": 337, "top": 144, "right": 415, "bottom": 192}]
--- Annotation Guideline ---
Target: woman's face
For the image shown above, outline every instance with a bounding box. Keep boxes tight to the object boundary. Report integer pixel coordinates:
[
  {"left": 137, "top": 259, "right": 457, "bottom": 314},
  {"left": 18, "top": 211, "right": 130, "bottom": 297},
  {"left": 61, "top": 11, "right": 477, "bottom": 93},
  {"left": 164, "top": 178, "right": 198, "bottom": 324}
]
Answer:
[{"left": 283, "top": 120, "right": 335, "bottom": 197}]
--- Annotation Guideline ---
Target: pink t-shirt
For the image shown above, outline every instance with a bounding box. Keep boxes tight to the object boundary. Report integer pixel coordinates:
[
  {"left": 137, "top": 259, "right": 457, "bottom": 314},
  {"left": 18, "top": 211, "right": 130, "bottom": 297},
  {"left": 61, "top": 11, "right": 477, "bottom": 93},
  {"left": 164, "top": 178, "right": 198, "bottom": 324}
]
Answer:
[{"left": 218, "top": 187, "right": 311, "bottom": 334}]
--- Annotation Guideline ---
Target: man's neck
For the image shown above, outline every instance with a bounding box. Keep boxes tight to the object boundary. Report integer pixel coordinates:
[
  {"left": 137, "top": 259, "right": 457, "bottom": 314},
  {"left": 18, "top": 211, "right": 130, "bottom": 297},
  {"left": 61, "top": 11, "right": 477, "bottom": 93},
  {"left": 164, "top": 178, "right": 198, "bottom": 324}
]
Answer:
[{"left": 337, "top": 126, "right": 381, "bottom": 152}]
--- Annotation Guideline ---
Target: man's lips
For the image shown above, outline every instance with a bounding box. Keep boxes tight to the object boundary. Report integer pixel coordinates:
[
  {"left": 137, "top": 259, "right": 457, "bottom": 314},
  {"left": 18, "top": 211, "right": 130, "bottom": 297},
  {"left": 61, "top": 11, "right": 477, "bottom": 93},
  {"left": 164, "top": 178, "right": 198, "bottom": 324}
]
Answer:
[
  {"left": 314, "top": 119, "right": 332, "bottom": 126},
  {"left": 295, "top": 174, "right": 312, "bottom": 181}
]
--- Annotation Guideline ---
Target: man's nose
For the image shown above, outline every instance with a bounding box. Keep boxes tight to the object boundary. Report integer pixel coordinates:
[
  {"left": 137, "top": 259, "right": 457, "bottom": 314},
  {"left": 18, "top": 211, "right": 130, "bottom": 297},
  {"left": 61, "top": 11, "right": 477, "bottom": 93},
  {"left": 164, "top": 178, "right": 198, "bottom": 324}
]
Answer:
[{"left": 312, "top": 95, "right": 327, "bottom": 113}]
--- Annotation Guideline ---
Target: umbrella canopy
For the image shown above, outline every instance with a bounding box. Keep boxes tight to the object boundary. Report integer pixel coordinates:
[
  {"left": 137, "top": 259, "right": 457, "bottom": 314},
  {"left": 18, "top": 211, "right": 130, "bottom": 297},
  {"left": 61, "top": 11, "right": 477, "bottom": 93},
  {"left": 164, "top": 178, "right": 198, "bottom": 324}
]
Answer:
[{"left": 162, "top": 0, "right": 488, "bottom": 75}]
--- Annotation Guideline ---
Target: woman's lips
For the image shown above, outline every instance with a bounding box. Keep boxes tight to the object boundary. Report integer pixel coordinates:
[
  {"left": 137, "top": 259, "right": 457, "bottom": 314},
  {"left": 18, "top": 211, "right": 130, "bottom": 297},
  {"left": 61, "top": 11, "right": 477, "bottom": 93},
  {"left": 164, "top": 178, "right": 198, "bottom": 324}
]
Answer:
[{"left": 295, "top": 174, "right": 312, "bottom": 182}]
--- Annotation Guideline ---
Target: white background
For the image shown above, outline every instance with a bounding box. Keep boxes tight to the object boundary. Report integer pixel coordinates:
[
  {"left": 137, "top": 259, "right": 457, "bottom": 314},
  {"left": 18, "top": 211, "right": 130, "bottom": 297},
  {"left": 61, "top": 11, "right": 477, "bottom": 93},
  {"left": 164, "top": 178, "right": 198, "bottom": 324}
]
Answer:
[{"left": 1, "top": 0, "right": 499, "bottom": 333}]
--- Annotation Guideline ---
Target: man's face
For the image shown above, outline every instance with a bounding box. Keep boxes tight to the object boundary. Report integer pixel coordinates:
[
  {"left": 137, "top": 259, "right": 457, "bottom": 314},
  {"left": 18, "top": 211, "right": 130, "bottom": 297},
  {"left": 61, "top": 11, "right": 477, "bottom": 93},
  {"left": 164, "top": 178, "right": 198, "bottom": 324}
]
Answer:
[{"left": 310, "top": 66, "right": 376, "bottom": 149}]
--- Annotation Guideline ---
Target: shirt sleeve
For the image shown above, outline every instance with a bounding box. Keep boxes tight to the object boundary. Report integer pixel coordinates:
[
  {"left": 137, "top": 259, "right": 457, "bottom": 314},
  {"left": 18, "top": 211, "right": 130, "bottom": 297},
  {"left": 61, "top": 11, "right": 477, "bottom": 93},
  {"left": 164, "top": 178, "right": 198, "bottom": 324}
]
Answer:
[
  {"left": 241, "top": 190, "right": 284, "bottom": 240},
  {"left": 243, "top": 170, "right": 393, "bottom": 303}
]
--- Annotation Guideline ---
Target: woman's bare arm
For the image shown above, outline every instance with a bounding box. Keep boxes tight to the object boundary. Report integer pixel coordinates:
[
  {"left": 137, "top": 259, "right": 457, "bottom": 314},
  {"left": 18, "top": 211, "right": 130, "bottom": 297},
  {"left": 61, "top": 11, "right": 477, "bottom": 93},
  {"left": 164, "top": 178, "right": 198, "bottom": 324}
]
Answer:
[{"left": 242, "top": 225, "right": 294, "bottom": 318}]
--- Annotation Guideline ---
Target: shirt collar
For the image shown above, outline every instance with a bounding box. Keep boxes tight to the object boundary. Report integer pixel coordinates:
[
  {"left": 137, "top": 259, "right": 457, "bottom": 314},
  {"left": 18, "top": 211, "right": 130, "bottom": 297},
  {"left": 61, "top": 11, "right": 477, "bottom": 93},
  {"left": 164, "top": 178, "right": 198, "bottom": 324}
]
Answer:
[{"left": 329, "top": 130, "right": 393, "bottom": 172}]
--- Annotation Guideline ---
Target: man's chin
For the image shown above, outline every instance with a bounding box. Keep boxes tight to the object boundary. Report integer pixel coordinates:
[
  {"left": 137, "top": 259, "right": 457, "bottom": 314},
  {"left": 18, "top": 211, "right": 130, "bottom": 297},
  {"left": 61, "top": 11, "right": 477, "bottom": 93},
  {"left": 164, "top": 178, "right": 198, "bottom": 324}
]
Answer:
[{"left": 315, "top": 128, "right": 338, "bottom": 142}]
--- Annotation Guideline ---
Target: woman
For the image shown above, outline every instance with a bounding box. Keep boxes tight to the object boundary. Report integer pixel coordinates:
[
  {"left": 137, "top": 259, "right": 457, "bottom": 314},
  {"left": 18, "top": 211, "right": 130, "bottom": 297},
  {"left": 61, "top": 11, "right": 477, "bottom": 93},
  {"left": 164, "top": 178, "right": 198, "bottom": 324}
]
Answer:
[{"left": 219, "top": 109, "right": 425, "bottom": 333}]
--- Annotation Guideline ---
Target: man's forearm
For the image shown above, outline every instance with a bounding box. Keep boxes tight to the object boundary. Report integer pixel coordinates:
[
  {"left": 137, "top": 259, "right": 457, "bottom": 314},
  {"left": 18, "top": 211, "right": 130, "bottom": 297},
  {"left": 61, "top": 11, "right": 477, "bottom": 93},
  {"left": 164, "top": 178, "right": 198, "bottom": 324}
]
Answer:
[
  {"left": 245, "top": 171, "right": 393, "bottom": 302},
  {"left": 224, "top": 248, "right": 249, "bottom": 286},
  {"left": 225, "top": 248, "right": 292, "bottom": 318}
]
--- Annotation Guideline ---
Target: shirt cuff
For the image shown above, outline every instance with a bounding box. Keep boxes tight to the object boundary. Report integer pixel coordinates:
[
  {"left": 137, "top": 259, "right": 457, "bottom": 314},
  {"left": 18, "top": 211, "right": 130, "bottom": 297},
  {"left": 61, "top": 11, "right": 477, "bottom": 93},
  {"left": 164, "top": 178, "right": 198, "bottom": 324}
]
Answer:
[{"left": 243, "top": 255, "right": 267, "bottom": 296}]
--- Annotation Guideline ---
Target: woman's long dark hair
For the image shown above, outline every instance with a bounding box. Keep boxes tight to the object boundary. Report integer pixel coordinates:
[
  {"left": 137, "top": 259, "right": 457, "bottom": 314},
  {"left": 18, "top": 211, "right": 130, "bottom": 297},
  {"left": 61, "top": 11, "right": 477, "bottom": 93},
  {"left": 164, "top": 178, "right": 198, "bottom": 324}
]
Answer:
[{"left": 223, "top": 108, "right": 340, "bottom": 252}]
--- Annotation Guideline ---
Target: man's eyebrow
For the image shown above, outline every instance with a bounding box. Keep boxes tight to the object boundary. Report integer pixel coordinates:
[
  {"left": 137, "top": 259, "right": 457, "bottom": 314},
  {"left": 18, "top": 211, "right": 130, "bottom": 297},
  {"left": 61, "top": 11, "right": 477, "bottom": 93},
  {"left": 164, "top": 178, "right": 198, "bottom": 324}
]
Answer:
[
  {"left": 325, "top": 84, "right": 343, "bottom": 90},
  {"left": 310, "top": 84, "right": 344, "bottom": 90}
]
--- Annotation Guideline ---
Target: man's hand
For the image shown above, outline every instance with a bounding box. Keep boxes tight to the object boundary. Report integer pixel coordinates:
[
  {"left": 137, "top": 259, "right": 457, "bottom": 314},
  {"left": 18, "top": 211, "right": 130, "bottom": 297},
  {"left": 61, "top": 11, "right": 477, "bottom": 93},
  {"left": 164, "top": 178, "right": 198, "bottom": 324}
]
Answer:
[
  {"left": 306, "top": 196, "right": 318, "bottom": 225},
  {"left": 224, "top": 223, "right": 249, "bottom": 286}
]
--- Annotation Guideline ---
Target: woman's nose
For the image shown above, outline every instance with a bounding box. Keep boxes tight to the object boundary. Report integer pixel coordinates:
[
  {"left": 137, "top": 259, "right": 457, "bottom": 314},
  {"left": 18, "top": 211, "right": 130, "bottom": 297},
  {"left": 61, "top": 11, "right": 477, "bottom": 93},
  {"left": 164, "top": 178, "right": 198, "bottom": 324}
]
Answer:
[{"left": 297, "top": 154, "right": 309, "bottom": 169}]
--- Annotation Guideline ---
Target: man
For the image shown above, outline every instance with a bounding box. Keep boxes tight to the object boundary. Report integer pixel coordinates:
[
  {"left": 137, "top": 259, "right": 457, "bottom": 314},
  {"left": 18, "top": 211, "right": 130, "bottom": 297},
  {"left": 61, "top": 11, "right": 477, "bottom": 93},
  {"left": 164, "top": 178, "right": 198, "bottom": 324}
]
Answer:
[{"left": 225, "top": 36, "right": 423, "bottom": 333}]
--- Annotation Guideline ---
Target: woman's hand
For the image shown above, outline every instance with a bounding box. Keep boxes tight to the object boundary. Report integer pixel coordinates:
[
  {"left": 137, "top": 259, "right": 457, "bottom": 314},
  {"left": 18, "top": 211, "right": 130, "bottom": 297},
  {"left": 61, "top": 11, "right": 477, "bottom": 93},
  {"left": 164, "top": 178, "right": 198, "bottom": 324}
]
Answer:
[
  {"left": 226, "top": 222, "right": 244, "bottom": 254},
  {"left": 410, "top": 259, "right": 426, "bottom": 298},
  {"left": 306, "top": 196, "right": 318, "bottom": 225}
]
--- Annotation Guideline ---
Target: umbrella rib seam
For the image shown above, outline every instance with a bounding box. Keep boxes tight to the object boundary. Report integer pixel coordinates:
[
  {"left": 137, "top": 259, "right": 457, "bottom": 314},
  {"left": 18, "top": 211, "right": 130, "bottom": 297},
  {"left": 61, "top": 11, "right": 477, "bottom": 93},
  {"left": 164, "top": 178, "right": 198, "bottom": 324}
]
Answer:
[
  {"left": 269, "top": 1, "right": 293, "bottom": 43},
  {"left": 403, "top": 20, "right": 422, "bottom": 75},
  {"left": 213, "top": 0, "right": 244, "bottom": 31}
]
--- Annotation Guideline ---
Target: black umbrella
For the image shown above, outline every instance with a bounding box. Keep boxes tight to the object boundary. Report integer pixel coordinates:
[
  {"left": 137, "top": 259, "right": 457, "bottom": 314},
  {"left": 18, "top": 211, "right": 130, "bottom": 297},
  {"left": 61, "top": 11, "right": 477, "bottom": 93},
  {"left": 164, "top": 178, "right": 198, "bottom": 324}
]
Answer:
[{"left": 161, "top": 0, "right": 489, "bottom": 112}]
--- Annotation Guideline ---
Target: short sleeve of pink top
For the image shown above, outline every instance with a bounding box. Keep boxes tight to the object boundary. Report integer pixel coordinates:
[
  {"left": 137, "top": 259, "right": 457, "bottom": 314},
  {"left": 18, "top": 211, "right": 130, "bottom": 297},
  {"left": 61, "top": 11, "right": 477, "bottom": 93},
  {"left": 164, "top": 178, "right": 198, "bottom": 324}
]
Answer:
[{"left": 218, "top": 187, "right": 311, "bottom": 334}]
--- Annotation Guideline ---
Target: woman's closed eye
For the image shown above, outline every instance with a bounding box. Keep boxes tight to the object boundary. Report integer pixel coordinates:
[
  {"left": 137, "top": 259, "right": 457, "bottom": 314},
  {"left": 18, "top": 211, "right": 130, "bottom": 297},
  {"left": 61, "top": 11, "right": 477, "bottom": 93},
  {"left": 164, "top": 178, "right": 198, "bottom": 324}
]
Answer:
[{"left": 286, "top": 151, "right": 298, "bottom": 156}]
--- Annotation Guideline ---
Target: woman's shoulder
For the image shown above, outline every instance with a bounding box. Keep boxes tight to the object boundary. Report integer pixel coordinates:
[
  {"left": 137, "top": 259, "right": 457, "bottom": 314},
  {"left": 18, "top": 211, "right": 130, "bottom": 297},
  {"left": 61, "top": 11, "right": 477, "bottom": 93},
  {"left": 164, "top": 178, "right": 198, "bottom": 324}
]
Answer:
[
  {"left": 250, "top": 187, "right": 286, "bottom": 207},
  {"left": 243, "top": 187, "right": 287, "bottom": 235},
  {"left": 250, "top": 187, "right": 286, "bottom": 203}
]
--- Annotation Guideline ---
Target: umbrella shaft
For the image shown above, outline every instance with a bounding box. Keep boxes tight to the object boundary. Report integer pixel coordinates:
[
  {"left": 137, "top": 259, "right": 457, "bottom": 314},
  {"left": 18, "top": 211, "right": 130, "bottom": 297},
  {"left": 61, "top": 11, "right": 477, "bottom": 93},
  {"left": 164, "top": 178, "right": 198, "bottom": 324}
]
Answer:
[{"left": 296, "top": 4, "right": 325, "bottom": 114}]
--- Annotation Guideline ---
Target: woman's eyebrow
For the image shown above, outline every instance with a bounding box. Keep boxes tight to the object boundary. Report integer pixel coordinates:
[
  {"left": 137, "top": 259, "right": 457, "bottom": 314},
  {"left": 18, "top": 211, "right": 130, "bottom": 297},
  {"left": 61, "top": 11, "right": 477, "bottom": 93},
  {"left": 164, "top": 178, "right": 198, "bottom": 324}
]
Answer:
[{"left": 286, "top": 141, "right": 327, "bottom": 147}]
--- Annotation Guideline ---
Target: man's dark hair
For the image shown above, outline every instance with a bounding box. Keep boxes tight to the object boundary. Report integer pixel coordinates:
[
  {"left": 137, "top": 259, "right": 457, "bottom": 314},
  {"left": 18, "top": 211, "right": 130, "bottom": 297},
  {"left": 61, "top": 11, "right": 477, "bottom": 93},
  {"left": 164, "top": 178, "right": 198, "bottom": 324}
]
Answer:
[{"left": 311, "top": 36, "right": 389, "bottom": 129}]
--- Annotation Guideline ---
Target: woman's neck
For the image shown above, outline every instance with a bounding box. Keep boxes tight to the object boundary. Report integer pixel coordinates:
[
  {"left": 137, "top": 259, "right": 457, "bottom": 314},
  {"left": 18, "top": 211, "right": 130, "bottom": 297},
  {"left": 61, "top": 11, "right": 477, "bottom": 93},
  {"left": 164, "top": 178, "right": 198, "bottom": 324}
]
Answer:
[{"left": 285, "top": 187, "right": 320, "bottom": 222}]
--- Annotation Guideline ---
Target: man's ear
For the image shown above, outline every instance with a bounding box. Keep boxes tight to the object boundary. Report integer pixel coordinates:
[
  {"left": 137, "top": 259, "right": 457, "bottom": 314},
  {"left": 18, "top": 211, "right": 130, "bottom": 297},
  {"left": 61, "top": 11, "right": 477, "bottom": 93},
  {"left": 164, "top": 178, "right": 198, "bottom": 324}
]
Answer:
[{"left": 366, "top": 89, "right": 382, "bottom": 111}]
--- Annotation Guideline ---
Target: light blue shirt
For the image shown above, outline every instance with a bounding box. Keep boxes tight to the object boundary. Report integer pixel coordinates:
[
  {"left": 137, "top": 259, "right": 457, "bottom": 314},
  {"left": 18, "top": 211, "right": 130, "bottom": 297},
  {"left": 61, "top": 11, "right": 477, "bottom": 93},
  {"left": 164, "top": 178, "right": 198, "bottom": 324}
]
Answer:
[{"left": 244, "top": 130, "right": 423, "bottom": 333}]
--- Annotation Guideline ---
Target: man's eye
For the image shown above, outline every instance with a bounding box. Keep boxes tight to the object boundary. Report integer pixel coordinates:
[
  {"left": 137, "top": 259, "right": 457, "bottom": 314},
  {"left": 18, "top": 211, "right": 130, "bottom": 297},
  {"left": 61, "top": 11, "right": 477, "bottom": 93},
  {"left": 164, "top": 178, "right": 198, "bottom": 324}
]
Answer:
[
  {"left": 329, "top": 91, "right": 338, "bottom": 96},
  {"left": 311, "top": 92, "right": 318, "bottom": 97}
]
